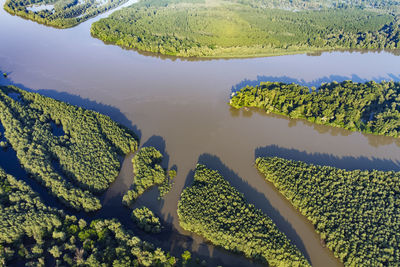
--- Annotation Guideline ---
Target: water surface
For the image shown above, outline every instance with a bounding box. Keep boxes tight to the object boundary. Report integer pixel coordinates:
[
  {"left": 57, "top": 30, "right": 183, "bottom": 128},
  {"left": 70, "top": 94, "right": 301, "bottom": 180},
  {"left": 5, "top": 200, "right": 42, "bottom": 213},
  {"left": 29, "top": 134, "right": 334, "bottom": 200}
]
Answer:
[{"left": 2, "top": 3, "right": 400, "bottom": 266}]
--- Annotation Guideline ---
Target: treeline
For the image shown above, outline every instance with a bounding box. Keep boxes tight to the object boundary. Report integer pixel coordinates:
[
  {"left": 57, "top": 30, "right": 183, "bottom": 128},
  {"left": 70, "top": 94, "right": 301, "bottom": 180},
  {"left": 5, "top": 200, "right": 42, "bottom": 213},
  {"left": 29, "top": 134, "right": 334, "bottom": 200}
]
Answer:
[
  {"left": 256, "top": 157, "right": 400, "bottom": 266},
  {"left": 122, "top": 147, "right": 167, "bottom": 206},
  {"left": 0, "top": 167, "right": 176, "bottom": 266},
  {"left": 132, "top": 206, "right": 162, "bottom": 233},
  {"left": 0, "top": 85, "right": 138, "bottom": 211},
  {"left": 91, "top": 0, "right": 400, "bottom": 58},
  {"left": 230, "top": 80, "right": 400, "bottom": 138},
  {"left": 177, "top": 164, "right": 309, "bottom": 266},
  {"left": 4, "top": 0, "right": 128, "bottom": 28}
]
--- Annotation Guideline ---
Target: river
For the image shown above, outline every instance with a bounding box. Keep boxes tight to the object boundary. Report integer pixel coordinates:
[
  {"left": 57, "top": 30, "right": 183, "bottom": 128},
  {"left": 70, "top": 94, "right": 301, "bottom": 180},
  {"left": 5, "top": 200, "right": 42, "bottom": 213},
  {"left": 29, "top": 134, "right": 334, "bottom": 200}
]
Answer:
[{"left": 1, "top": 2, "right": 400, "bottom": 266}]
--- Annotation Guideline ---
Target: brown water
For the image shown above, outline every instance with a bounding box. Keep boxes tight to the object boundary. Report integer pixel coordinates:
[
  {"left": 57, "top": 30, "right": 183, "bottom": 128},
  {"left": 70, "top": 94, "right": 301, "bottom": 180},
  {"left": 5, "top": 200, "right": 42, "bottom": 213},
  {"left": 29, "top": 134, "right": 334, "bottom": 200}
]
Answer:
[{"left": 2, "top": 2, "right": 400, "bottom": 266}]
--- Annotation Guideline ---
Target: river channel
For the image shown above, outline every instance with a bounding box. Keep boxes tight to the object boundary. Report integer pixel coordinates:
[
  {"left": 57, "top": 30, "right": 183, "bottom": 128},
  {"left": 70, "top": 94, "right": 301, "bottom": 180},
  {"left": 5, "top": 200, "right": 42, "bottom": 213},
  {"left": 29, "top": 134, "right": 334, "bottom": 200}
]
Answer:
[{"left": 1, "top": 3, "right": 400, "bottom": 266}]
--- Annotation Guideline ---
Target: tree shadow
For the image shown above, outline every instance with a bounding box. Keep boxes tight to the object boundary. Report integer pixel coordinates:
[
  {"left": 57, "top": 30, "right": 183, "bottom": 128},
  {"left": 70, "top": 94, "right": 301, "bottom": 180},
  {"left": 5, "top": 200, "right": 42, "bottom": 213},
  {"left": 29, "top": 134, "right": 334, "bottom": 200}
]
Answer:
[
  {"left": 142, "top": 135, "right": 170, "bottom": 169},
  {"left": 196, "top": 153, "right": 311, "bottom": 263},
  {"left": 0, "top": 74, "right": 142, "bottom": 139},
  {"left": 255, "top": 144, "right": 400, "bottom": 172}
]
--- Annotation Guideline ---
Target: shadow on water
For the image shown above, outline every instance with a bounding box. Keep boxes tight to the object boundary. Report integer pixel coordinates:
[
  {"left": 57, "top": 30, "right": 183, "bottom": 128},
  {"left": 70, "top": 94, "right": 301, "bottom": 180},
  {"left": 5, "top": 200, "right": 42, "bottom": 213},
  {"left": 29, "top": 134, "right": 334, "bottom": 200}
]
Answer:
[
  {"left": 231, "top": 73, "right": 400, "bottom": 93},
  {"left": 197, "top": 153, "right": 311, "bottom": 263},
  {"left": 255, "top": 144, "right": 400, "bottom": 172},
  {"left": 0, "top": 75, "right": 142, "bottom": 139},
  {"left": 142, "top": 135, "right": 170, "bottom": 169}
]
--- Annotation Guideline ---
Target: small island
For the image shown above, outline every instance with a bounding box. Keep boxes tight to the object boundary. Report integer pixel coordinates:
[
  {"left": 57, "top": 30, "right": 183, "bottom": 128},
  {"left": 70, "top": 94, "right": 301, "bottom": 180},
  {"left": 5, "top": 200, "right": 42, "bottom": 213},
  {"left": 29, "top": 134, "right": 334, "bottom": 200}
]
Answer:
[
  {"left": 178, "top": 164, "right": 309, "bottom": 266},
  {"left": 256, "top": 156, "right": 400, "bottom": 266},
  {"left": 4, "top": 0, "right": 128, "bottom": 28},
  {"left": 91, "top": 0, "right": 400, "bottom": 58},
  {"left": 230, "top": 80, "right": 400, "bottom": 138}
]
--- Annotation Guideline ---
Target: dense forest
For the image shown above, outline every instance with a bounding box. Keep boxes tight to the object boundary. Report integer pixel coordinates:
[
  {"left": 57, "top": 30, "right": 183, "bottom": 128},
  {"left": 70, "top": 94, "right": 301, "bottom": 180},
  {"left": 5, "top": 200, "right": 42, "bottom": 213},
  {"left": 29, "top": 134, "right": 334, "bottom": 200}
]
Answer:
[
  {"left": 122, "top": 146, "right": 167, "bottom": 206},
  {"left": 177, "top": 164, "right": 309, "bottom": 266},
  {"left": 230, "top": 80, "right": 400, "bottom": 138},
  {"left": 91, "top": 0, "right": 400, "bottom": 58},
  {"left": 132, "top": 206, "right": 162, "bottom": 234},
  {"left": 256, "top": 157, "right": 400, "bottom": 266},
  {"left": 4, "top": 0, "right": 127, "bottom": 28},
  {"left": 0, "top": 167, "right": 176, "bottom": 266},
  {"left": 0, "top": 85, "right": 137, "bottom": 211}
]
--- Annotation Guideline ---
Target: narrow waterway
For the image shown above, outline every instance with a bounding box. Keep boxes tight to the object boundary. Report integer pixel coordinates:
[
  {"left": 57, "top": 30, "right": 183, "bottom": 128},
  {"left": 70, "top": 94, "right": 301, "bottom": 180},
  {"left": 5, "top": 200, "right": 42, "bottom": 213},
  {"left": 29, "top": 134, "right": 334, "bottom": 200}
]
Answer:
[{"left": 2, "top": 3, "right": 400, "bottom": 266}]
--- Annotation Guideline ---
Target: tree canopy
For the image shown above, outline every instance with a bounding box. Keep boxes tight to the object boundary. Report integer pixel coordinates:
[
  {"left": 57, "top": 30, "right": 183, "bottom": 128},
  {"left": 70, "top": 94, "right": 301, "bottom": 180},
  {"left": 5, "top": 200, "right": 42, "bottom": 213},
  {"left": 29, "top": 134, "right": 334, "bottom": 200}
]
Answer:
[
  {"left": 0, "top": 85, "right": 138, "bottom": 211},
  {"left": 0, "top": 166, "right": 176, "bottom": 266},
  {"left": 230, "top": 80, "right": 400, "bottom": 137},
  {"left": 91, "top": 0, "right": 400, "bottom": 58},
  {"left": 178, "top": 164, "right": 309, "bottom": 266},
  {"left": 4, "top": 0, "right": 127, "bottom": 28},
  {"left": 256, "top": 156, "right": 400, "bottom": 266},
  {"left": 123, "top": 146, "right": 167, "bottom": 206}
]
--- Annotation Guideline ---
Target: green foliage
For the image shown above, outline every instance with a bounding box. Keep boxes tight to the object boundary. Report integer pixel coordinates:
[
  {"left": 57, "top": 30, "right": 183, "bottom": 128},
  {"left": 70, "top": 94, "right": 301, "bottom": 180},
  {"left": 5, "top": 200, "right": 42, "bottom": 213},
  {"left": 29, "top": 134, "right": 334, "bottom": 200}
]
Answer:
[
  {"left": 256, "top": 157, "right": 400, "bottom": 266},
  {"left": 0, "top": 85, "right": 138, "bottom": 211},
  {"left": 91, "top": 0, "right": 400, "bottom": 58},
  {"left": 0, "top": 167, "right": 176, "bottom": 266},
  {"left": 181, "top": 250, "right": 191, "bottom": 263},
  {"left": 4, "top": 0, "right": 128, "bottom": 28},
  {"left": 230, "top": 80, "right": 400, "bottom": 137},
  {"left": 178, "top": 164, "right": 309, "bottom": 266},
  {"left": 123, "top": 147, "right": 166, "bottom": 206},
  {"left": 132, "top": 206, "right": 162, "bottom": 233},
  {"left": 158, "top": 169, "right": 177, "bottom": 199}
]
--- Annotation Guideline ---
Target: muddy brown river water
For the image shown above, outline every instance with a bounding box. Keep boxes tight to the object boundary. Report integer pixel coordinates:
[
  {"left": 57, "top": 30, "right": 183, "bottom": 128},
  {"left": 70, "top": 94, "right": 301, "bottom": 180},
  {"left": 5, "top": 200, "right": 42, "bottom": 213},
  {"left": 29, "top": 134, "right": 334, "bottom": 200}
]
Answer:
[{"left": 1, "top": 3, "right": 400, "bottom": 266}]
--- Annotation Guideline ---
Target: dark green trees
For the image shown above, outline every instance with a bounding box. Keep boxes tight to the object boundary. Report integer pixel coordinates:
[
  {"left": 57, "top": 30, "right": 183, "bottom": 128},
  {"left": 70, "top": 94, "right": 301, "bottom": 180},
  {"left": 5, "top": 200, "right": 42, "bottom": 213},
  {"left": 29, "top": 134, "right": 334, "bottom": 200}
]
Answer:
[
  {"left": 0, "top": 167, "right": 176, "bottom": 266},
  {"left": 132, "top": 206, "right": 162, "bottom": 233},
  {"left": 0, "top": 86, "right": 138, "bottom": 211},
  {"left": 231, "top": 80, "right": 400, "bottom": 138},
  {"left": 178, "top": 164, "right": 310, "bottom": 266},
  {"left": 123, "top": 146, "right": 167, "bottom": 206},
  {"left": 91, "top": 0, "right": 399, "bottom": 58},
  {"left": 256, "top": 157, "right": 400, "bottom": 266},
  {"left": 4, "top": 0, "right": 127, "bottom": 28}
]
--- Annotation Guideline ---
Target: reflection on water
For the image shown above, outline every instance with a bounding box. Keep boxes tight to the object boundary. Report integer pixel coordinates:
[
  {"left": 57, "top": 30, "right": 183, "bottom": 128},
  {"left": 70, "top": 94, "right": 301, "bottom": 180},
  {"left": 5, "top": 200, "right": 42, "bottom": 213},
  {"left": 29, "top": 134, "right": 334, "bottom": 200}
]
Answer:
[{"left": 2, "top": 2, "right": 400, "bottom": 265}]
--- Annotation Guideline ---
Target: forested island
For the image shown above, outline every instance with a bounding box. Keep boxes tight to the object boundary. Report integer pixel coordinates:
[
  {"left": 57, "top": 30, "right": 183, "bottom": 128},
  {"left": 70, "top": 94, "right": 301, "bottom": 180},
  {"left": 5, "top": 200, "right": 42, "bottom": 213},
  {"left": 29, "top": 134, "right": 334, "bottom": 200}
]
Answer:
[
  {"left": 122, "top": 146, "right": 168, "bottom": 206},
  {"left": 0, "top": 85, "right": 138, "bottom": 211},
  {"left": 91, "top": 0, "right": 400, "bottom": 58},
  {"left": 4, "top": 0, "right": 127, "bottom": 28},
  {"left": 230, "top": 80, "right": 400, "bottom": 138},
  {"left": 256, "top": 157, "right": 400, "bottom": 266},
  {"left": 0, "top": 167, "right": 176, "bottom": 266},
  {"left": 178, "top": 164, "right": 309, "bottom": 266}
]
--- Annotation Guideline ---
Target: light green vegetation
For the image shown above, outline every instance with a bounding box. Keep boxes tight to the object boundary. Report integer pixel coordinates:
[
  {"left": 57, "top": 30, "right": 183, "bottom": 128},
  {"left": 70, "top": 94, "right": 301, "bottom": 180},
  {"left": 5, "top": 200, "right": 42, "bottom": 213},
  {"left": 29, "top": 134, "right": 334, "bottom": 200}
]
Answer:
[
  {"left": 4, "top": 0, "right": 127, "bottom": 28},
  {"left": 132, "top": 206, "right": 162, "bottom": 233},
  {"left": 230, "top": 80, "right": 400, "bottom": 138},
  {"left": 91, "top": 0, "right": 400, "bottom": 58},
  {"left": 0, "top": 167, "right": 176, "bottom": 266},
  {"left": 256, "top": 157, "right": 400, "bottom": 266},
  {"left": 123, "top": 146, "right": 166, "bottom": 206},
  {"left": 158, "top": 169, "right": 176, "bottom": 199},
  {"left": 178, "top": 164, "right": 310, "bottom": 266},
  {"left": 0, "top": 85, "right": 137, "bottom": 211}
]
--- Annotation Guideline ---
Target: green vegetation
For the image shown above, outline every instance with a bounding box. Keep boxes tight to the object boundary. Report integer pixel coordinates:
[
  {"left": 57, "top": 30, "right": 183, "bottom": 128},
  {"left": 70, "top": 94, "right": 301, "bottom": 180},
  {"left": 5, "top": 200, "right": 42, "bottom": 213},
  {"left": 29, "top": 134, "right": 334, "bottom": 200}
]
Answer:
[
  {"left": 91, "top": 0, "right": 400, "bottom": 58},
  {"left": 0, "top": 85, "right": 137, "bottom": 211},
  {"left": 0, "top": 167, "right": 176, "bottom": 266},
  {"left": 256, "top": 157, "right": 400, "bottom": 266},
  {"left": 132, "top": 206, "right": 162, "bottom": 233},
  {"left": 158, "top": 169, "right": 176, "bottom": 199},
  {"left": 4, "top": 0, "right": 127, "bottom": 28},
  {"left": 230, "top": 80, "right": 400, "bottom": 137},
  {"left": 178, "top": 164, "right": 309, "bottom": 266},
  {"left": 123, "top": 146, "right": 166, "bottom": 206}
]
